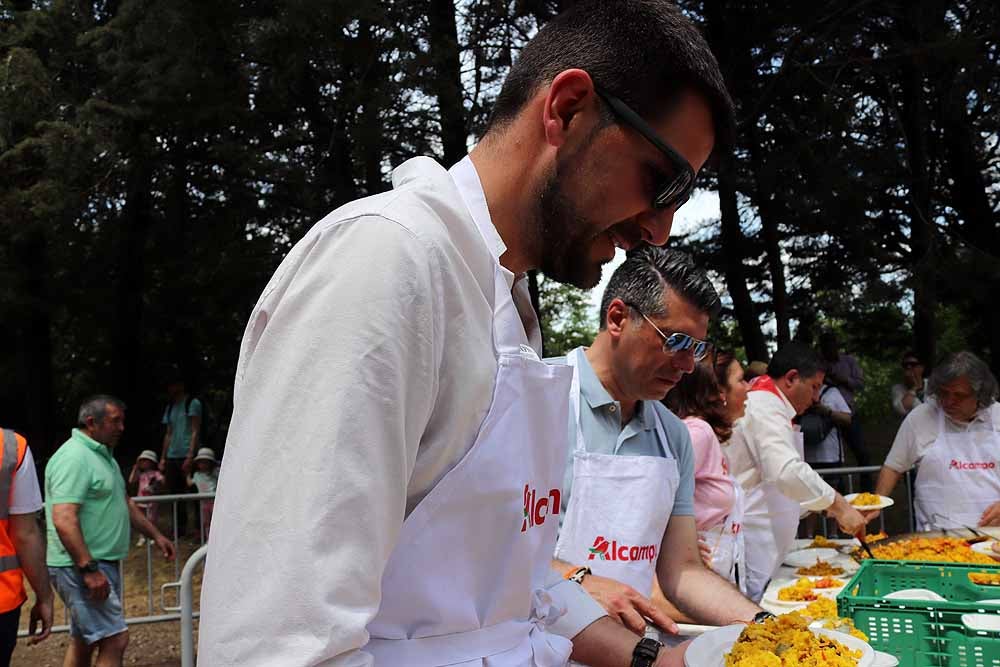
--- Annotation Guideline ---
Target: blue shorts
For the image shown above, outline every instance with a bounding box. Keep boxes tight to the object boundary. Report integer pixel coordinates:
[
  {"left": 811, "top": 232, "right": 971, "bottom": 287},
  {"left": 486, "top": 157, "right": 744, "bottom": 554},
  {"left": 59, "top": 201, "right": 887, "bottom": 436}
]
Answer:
[{"left": 49, "top": 562, "right": 127, "bottom": 644}]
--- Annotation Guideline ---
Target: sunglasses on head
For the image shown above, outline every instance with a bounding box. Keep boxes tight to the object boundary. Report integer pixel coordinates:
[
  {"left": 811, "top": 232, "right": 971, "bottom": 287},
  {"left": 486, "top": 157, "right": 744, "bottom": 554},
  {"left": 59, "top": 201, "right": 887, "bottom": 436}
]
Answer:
[
  {"left": 624, "top": 302, "right": 711, "bottom": 361},
  {"left": 593, "top": 84, "right": 697, "bottom": 212}
]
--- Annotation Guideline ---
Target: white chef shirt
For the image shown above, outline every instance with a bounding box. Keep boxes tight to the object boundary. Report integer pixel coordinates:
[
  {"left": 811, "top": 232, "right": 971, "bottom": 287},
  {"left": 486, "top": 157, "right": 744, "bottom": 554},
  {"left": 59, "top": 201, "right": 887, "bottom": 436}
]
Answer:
[
  {"left": 10, "top": 445, "right": 43, "bottom": 514},
  {"left": 197, "top": 156, "right": 603, "bottom": 667},
  {"left": 726, "top": 386, "right": 837, "bottom": 511},
  {"left": 884, "top": 399, "right": 1000, "bottom": 473}
]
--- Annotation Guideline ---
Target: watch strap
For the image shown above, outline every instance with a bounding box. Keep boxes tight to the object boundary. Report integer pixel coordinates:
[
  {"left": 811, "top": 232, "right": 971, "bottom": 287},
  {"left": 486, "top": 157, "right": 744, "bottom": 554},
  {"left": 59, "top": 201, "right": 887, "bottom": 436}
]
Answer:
[{"left": 631, "top": 637, "right": 662, "bottom": 667}]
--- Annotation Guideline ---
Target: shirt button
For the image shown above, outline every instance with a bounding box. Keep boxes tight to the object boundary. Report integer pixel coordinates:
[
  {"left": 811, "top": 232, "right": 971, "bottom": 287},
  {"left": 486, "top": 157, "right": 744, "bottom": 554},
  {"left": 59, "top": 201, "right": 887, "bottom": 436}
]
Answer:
[{"left": 609, "top": 405, "right": 617, "bottom": 413}]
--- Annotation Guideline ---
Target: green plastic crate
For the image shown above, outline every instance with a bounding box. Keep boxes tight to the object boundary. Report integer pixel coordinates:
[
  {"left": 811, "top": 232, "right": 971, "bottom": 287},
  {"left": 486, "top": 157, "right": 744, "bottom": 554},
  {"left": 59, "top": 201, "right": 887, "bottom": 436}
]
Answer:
[{"left": 837, "top": 560, "right": 1000, "bottom": 667}]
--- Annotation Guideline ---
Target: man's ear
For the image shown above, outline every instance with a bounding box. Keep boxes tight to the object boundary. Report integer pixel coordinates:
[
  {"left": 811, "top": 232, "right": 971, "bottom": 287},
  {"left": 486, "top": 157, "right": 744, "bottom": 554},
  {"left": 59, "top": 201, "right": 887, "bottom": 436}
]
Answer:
[
  {"left": 784, "top": 369, "right": 800, "bottom": 386},
  {"left": 541, "top": 69, "right": 599, "bottom": 149},
  {"left": 605, "top": 298, "right": 630, "bottom": 338}
]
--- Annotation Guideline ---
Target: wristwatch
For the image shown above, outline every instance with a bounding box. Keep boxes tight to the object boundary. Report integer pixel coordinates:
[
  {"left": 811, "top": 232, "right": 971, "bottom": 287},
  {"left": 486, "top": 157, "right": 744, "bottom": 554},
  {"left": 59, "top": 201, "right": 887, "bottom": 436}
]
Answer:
[
  {"left": 566, "top": 566, "right": 591, "bottom": 584},
  {"left": 631, "top": 637, "right": 662, "bottom": 667},
  {"left": 77, "top": 560, "right": 100, "bottom": 574},
  {"left": 752, "top": 610, "right": 776, "bottom": 624}
]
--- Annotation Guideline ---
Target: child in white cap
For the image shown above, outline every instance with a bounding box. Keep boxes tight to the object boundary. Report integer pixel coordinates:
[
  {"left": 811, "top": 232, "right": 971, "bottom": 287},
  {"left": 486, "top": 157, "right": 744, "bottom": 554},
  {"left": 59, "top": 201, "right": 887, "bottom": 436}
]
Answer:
[
  {"left": 128, "top": 450, "right": 165, "bottom": 545},
  {"left": 188, "top": 448, "right": 220, "bottom": 539}
]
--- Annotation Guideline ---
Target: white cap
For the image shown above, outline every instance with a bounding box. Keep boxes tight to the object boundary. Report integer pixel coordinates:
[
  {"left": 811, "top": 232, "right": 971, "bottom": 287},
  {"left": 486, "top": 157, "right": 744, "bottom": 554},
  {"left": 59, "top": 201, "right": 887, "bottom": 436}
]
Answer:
[
  {"left": 193, "top": 447, "right": 217, "bottom": 463},
  {"left": 138, "top": 450, "right": 158, "bottom": 464}
]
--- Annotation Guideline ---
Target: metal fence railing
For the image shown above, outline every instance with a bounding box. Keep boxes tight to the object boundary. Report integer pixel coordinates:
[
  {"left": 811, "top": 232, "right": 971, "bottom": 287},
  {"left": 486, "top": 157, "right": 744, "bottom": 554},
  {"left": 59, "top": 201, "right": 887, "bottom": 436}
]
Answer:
[{"left": 17, "top": 491, "right": 214, "bottom": 639}]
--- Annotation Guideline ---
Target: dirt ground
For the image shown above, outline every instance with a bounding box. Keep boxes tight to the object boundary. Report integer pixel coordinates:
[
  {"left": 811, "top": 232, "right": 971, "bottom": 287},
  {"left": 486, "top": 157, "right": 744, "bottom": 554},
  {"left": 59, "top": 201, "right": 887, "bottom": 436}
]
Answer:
[{"left": 12, "top": 536, "right": 205, "bottom": 667}]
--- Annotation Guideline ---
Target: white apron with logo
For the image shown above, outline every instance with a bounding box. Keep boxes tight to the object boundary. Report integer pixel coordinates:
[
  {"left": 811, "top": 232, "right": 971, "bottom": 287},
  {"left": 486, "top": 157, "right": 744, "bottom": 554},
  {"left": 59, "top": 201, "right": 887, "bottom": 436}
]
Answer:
[
  {"left": 699, "top": 472, "right": 747, "bottom": 595},
  {"left": 741, "top": 430, "right": 805, "bottom": 603},
  {"left": 552, "top": 348, "right": 679, "bottom": 596},
  {"left": 364, "top": 182, "right": 574, "bottom": 667},
  {"left": 914, "top": 406, "right": 1000, "bottom": 532}
]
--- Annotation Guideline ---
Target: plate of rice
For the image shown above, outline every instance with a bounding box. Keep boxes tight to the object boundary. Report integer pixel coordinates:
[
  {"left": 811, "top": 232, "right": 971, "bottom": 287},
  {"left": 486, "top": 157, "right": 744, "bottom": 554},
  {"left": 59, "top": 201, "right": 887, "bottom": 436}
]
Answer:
[
  {"left": 845, "top": 493, "right": 894, "bottom": 510},
  {"left": 685, "top": 614, "right": 874, "bottom": 667}
]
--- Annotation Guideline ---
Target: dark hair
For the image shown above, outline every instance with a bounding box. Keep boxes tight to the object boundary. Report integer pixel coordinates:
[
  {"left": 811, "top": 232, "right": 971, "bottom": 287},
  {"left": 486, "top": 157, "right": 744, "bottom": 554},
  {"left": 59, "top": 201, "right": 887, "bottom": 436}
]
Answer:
[
  {"left": 665, "top": 350, "right": 738, "bottom": 442},
  {"left": 78, "top": 394, "right": 127, "bottom": 427},
  {"left": 485, "top": 0, "right": 734, "bottom": 148},
  {"left": 598, "top": 246, "right": 721, "bottom": 329},
  {"left": 901, "top": 350, "right": 921, "bottom": 364},
  {"left": 767, "top": 342, "right": 824, "bottom": 380}
]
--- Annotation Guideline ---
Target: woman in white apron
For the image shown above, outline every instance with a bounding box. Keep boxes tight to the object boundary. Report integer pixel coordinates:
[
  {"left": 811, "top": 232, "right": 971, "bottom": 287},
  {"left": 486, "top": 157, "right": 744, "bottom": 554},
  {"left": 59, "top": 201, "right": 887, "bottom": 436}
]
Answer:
[
  {"left": 913, "top": 406, "right": 1000, "bottom": 532},
  {"left": 364, "top": 165, "right": 576, "bottom": 667},
  {"left": 663, "top": 351, "right": 748, "bottom": 593}
]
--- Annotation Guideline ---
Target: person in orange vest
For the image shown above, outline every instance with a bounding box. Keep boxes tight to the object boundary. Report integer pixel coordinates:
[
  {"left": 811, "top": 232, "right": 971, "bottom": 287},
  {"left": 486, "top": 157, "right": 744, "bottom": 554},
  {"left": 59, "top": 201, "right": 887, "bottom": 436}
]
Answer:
[{"left": 0, "top": 428, "right": 54, "bottom": 666}]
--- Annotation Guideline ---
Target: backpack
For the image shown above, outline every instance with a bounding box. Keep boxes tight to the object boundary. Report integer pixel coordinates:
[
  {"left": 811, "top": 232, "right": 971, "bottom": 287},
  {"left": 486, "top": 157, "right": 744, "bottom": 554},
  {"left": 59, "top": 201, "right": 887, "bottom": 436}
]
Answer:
[
  {"left": 165, "top": 395, "right": 217, "bottom": 447},
  {"left": 799, "top": 386, "right": 835, "bottom": 453}
]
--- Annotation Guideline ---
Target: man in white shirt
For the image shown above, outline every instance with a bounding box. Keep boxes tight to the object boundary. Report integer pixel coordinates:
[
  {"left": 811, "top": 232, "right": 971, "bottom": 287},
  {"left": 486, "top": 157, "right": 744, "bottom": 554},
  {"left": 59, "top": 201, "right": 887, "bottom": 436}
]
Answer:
[
  {"left": 891, "top": 351, "right": 926, "bottom": 417},
  {"left": 198, "top": 2, "right": 734, "bottom": 666},
  {"left": 877, "top": 351, "right": 1000, "bottom": 531},
  {"left": 801, "top": 382, "right": 851, "bottom": 468},
  {"left": 727, "top": 343, "right": 871, "bottom": 601}
]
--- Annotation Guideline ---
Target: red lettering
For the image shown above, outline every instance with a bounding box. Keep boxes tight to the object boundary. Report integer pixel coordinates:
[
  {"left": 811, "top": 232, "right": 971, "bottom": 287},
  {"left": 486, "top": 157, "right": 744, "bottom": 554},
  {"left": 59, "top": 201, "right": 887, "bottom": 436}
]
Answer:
[
  {"left": 629, "top": 546, "right": 639, "bottom": 560},
  {"left": 534, "top": 497, "right": 548, "bottom": 525},
  {"left": 949, "top": 459, "right": 997, "bottom": 471},
  {"left": 618, "top": 546, "right": 629, "bottom": 560}
]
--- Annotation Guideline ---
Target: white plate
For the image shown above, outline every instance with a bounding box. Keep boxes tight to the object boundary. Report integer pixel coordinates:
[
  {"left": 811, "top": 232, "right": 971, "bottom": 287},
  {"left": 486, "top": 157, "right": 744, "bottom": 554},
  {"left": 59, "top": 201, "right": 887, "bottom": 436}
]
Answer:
[
  {"left": 685, "top": 623, "right": 874, "bottom": 667},
  {"left": 977, "top": 599, "right": 1000, "bottom": 606},
  {"left": 883, "top": 588, "right": 947, "bottom": 602},
  {"left": 971, "top": 541, "right": 1000, "bottom": 560},
  {"left": 785, "top": 548, "right": 838, "bottom": 567},
  {"left": 845, "top": 493, "right": 895, "bottom": 510},
  {"left": 962, "top": 614, "right": 1000, "bottom": 632},
  {"left": 873, "top": 650, "right": 900, "bottom": 667},
  {"left": 762, "top": 579, "right": 844, "bottom": 607}
]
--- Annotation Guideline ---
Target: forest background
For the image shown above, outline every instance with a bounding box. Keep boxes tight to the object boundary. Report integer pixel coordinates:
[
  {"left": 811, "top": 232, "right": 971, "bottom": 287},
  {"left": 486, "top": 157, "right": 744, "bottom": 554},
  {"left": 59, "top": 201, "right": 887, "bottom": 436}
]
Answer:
[{"left": 2, "top": 0, "right": 998, "bottom": 464}]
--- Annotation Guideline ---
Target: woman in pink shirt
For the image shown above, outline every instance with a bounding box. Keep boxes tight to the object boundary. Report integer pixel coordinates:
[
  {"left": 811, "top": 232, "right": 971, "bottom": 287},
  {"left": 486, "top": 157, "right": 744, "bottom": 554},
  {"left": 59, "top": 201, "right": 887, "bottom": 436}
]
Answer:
[{"left": 665, "top": 351, "right": 749, "bottom": 586}]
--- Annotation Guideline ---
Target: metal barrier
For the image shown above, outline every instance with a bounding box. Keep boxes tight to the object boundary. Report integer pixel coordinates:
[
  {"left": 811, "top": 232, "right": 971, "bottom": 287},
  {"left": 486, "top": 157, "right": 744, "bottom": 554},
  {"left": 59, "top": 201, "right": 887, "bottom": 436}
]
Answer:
[
  {"left": 808, "top": 465, "right": 916, "bottom": 535},
  {"left": 179, "top": 545, "right": 208, "bottom": 667},
  {"left": 17, "top": 491, "right": 214, "bottom": 639}
]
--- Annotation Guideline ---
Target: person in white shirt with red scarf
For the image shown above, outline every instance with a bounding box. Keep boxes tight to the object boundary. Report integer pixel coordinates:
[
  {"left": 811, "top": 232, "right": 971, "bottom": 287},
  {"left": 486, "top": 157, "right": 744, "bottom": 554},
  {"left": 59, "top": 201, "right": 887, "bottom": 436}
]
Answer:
[
  {"left": 726, "top": 343, "right": 874, "bottom": 602},
  {"left": 877, "top": 351, "right": 1000, "bottom": 531}
]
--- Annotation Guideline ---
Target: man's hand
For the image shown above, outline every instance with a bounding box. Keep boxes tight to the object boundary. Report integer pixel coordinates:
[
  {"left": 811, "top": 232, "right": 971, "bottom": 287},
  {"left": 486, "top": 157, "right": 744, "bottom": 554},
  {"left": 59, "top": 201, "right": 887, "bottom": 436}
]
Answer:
[
  {"left": 155, "top": 534, "right": 177, "bottom": 560},
  {"left": 181, "top": 455, "right": 194, "bottom": 474},
  {"left": 827, "top": 496, "right": 872, "bottom": 536},
  {"left": 979, "top": 502, "right": 1000, "bottom": 527},
  {"left": 158, "top": 458, "right": 167, "bottom": 473},
  {"left": 28, "top": 592, "right": 53, "bottom": 645},
  {"left": 82, "top": 569, "right": 111, "bottom": 601},
  {"left": 581, "top": 573, "right": 679, "bottom": 636}
]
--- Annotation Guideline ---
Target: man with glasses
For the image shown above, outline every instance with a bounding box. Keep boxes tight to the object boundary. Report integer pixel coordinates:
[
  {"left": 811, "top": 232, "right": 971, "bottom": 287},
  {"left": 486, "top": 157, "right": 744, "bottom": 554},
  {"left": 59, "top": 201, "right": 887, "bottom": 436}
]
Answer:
[
  {"left": 552, "top": 247, "right": 766, "bottom": 645},
  {"left": 201, "top": 1, "right": 734, "bottom": 665}
]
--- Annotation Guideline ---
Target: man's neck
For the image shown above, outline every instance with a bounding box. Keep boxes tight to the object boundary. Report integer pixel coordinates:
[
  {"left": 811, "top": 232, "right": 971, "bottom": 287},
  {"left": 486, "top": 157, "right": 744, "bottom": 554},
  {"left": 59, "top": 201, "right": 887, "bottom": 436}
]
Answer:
[
  {"left": 79, "top": 429, "right": 112, "bottom": 450},
  {"left": 585, "top": 338, "right": 640, "bottom": 427},
  {"left": 468, "top": 135, "right": 545, "bottom": 276}
]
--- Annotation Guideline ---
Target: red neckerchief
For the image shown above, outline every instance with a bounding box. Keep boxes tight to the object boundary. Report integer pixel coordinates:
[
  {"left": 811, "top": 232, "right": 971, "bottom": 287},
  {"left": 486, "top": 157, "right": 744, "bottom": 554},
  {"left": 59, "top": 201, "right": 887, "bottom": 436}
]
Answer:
[{"left": 749, "top": 375, "right": 794, "bottom": 425}]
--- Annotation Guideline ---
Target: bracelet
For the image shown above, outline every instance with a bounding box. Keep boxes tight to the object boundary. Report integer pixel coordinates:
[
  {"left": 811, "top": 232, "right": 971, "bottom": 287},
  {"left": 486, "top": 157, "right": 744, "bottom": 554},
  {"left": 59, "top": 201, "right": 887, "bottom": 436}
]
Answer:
[{"left": 564, "top": 566, "right": 591, "bottom": 584}]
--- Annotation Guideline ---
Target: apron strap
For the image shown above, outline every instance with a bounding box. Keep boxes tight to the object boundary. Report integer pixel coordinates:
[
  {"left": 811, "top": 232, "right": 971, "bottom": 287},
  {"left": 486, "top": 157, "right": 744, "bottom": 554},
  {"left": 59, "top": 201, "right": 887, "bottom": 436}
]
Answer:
[{"left": 567, "top": 349, "right": 589, "bottom": 455}]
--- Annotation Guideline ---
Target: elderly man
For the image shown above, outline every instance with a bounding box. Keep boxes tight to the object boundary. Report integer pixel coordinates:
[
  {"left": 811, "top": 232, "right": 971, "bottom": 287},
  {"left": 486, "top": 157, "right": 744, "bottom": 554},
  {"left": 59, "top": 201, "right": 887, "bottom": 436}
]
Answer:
[
  {"left": 199, "top": 2, "right": 734, "bottom": 666},
  {"left": 877, "top": 351, "right": 1000, "bottom": 530},
  {"left": 552, "top": 247, "right": 765, "bottom": 646},
  {"left": 46, "top": 396, "right": 175, "bottom": 667},
  {"left": 0, "top": 428, "right": 53, "bottom": 665},
  {"left": 727, "top": 343, "right": 872, "bottom": 601}
]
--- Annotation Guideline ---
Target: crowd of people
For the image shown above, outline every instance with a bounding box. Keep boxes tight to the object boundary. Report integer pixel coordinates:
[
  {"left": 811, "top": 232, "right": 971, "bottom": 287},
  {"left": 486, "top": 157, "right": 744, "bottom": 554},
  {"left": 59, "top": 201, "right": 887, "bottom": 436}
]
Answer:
[{"left": 1, "top": 2, "right": 997, "bottom": 667}]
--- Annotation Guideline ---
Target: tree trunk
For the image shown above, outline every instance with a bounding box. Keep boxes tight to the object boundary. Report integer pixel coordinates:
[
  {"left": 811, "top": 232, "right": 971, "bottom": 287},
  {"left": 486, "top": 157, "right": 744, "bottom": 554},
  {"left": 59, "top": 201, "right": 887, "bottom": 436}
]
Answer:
[
  {"left": 357, "top": 19, "right": 386, "bottom": 195},
  {"left": 427, "top": 0, "right": 468, "bottom": 165},
  {"left": 718, "top": 153, "right": 769, "bottom": 361}
]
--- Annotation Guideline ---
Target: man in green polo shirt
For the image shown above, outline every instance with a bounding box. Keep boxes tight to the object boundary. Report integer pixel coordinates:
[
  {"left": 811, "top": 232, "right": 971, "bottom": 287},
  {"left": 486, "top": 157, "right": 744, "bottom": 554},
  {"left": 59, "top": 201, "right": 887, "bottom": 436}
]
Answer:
[{"left": 45, "top": 395, "right": 175, "bottom": 667}]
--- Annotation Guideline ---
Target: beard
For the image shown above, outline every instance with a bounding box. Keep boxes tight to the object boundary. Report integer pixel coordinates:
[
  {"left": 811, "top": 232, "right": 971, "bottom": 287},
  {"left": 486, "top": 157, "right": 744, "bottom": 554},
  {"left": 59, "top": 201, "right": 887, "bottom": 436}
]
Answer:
[{"left": 533, "top": 166, "right": 606, "bottom": 289}]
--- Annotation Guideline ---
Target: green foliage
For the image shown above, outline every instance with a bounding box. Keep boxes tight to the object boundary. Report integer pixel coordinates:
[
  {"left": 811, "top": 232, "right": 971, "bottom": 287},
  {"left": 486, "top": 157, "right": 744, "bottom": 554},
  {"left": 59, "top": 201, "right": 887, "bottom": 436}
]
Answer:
[{"left": 538, "top": 276, "right": 598, "bottom": 358}]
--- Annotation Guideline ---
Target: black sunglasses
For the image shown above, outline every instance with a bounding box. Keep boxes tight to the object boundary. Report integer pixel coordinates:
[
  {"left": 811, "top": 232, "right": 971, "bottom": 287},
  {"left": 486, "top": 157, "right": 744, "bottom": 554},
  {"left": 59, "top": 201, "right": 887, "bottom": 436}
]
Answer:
[{"left": 593, "top": 85, "right": 697, "bottom": 211}]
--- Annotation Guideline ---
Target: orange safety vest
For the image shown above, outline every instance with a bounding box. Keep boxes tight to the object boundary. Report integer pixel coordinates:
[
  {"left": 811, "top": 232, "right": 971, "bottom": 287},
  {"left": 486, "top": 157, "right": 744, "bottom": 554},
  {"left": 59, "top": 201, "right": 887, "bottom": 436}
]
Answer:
[{"left": 0, "top": 429, "right": 28, "bottom": 613}]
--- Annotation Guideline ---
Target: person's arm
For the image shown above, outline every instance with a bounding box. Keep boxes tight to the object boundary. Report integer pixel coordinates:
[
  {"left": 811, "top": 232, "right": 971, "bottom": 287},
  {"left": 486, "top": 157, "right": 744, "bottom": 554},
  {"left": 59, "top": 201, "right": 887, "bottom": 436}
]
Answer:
[
  {"left": 891, "top": 384, "right": 911, "bottom": 416},
  {"left": 127, "top": 498, "right": 175, "bottom": 560},
  {"left": 570, "top": 617, "right": 689, "bottom": 667},
  {"left": 875, "top": 466, "right": 903, "bottom": 498},
  {"left": 656, "top": 515, "right": 761, "bottom": 625},
  {"left": 753, "top": 400, "right": 836, "bottom": 511},
  {"left": 159, "top": 423, "right": 172, "bottom": 472},
  {"left": 9, "top": 513, "right": 53, "bottom": 644},
  {"left": 196, "top": 217, "right": 440, "bottom": 666},
  {"left": 182, "top": 403, "right": 202, "bottom": 473},
  {"left": 880, "top": 409, "right": 921, "bottom": 493},
  {"left": 50, "top": 503, "right": 110, "bottom": 601}
]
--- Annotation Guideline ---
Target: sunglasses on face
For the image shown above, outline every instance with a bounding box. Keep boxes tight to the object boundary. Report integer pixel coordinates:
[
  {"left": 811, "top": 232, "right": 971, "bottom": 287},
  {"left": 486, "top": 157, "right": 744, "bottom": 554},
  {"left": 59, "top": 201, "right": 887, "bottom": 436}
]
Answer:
[
  {"left": 624, "top": 302, "right": 711, "bottom": 361},
  {"left": 593, "top": 85, "right": 697, "bottom": 212}
]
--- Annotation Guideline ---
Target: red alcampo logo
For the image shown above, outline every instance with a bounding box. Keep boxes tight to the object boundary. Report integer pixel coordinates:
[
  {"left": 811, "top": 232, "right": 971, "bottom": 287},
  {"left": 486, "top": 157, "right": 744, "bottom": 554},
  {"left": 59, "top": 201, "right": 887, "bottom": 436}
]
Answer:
[
  {"left": 950, "top": 459, "right": 997, "bottom": 470},
  {"left": 587, "top": 535, "right": 657, "bottom": 562},
  {"left": 521, "top": 484, "right": 561, "bottom": 532}
]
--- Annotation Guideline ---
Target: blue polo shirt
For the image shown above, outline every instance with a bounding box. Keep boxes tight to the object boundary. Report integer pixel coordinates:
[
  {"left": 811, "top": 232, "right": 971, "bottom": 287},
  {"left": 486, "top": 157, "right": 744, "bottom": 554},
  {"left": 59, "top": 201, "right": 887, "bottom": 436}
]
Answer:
[{"left": 554, "top": 347, "right": 696, "bottom": 524}]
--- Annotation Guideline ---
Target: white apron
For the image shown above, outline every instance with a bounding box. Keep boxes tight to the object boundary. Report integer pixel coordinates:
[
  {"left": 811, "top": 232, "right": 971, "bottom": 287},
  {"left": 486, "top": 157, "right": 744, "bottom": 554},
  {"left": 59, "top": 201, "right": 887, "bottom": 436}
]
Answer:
[
  {"left": 552, "top": 348, "right": 679, "bottom": 596},
  {"left": 699, "top": 471, "right": 747, "bottom": 594},
  {"left": 914, "top": 406, "right": 1000, "bottom": 532},
  {"left": 365, "top": 182, "right": 574, "bottom": 666},
  {"left": 740, "top": 381, "right": 805, "bottom": 603}
]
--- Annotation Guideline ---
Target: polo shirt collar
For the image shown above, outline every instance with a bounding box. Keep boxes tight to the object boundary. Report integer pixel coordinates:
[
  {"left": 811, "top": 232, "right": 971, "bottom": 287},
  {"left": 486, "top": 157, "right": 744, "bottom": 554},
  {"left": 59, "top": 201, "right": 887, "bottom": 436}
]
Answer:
[
  {"left": 71, "top": 428, "right": 112, "bottom": 459},
  {"left": 574, "top": 347, "right": 656, "bottom": 431}
]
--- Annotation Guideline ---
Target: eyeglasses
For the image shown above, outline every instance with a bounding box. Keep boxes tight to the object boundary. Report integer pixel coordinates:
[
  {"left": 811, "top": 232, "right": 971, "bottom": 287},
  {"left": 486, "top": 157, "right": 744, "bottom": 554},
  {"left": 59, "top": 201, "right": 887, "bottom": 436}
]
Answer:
[
  {"left": 593, "top": 84, "right": 697, "bottom": 211},
  {"left": 624, "top": 302, "right": 711, "bottom": 361}
]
